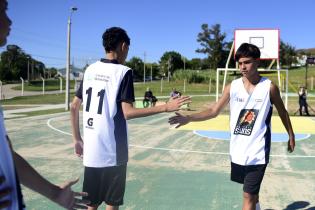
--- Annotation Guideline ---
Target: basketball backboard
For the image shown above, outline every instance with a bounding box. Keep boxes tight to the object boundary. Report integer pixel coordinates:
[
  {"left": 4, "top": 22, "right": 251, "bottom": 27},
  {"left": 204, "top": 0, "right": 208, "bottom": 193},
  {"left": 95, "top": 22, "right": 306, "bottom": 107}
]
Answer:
[{"left": 234, "top": 29, "right": 279, "bottom": 60}]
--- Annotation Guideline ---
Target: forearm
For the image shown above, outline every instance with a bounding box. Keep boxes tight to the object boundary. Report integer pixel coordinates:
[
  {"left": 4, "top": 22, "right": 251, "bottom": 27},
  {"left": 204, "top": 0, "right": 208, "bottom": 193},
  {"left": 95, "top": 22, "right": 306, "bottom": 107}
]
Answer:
[
  {"left": 70, "top": 104, "right": 81, "bottom": 141},
  {"left": 13, "top": 152, "right": 60, "bottom": 201},
  {"left": 125, "top": 104, "right": 167, "bottom": 120},
  {"left": 278, "top": 110, "right": 294, "bottom": 137},
  {"left": 187, "top": 108, "right": 218, "bottom": 122}
]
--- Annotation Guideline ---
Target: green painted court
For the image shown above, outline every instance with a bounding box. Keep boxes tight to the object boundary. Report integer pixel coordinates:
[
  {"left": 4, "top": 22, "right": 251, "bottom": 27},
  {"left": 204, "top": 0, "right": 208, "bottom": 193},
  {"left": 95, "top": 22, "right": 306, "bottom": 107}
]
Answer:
[{"left": 6, "top": 112, "right": 315, "bottom": 209}]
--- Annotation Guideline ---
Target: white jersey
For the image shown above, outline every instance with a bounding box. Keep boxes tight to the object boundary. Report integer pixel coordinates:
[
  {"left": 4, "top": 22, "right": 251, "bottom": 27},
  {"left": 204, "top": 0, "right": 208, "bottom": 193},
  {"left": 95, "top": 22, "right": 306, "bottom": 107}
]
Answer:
[
  {"left": 0, "top": 107, "right": 25, "bottom": 209},
  {"left": 229, "top": 77, "right": 272, "bottom": 166},
  {"left": 77, "top": 59, "right": 134, "bottom": 167}
]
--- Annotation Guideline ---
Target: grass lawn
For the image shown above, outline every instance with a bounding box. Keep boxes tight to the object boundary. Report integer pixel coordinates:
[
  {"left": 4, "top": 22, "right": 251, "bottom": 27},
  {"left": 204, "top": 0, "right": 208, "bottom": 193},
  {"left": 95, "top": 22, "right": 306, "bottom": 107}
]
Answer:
[{"left": 2, "top": 66, "right": 314, "bottom": 117}]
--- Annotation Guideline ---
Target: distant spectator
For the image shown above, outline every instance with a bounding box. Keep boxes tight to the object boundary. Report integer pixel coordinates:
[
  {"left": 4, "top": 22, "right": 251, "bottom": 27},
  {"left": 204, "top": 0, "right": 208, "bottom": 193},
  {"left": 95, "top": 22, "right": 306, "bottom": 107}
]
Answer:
[
  {"left": 143, "top": 87, "right": 157, "bottom": 107},
  {"left": 170, "top": 88, "right": 181, "bottom": 98},
  {"left": 298, "top": 86, "right": 310, "bottom": 116}
]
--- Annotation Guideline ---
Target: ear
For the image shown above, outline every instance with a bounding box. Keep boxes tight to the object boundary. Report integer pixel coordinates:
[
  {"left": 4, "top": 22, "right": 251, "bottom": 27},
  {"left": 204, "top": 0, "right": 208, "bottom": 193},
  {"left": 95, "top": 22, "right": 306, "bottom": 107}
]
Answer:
[{"left": 121, "top": 42, "right": 129, "bottom": 52}]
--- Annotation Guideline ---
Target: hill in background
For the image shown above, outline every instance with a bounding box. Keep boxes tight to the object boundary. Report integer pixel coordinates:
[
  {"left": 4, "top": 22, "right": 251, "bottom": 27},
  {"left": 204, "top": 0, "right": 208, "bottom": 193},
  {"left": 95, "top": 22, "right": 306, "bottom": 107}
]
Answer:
[{"left": 297, "top": 48, "right": 315, "bottom": 55}]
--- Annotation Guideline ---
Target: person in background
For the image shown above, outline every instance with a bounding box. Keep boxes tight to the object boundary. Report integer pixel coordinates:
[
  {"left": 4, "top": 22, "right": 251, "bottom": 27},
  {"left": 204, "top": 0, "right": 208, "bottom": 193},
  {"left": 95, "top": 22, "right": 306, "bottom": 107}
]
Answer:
[
  {"left": 170, "top": 88, "right": 181, "bottom": 98},
  {"left": 143, "top": 87, "right": 158, "bottom": 107},
  {"left": 298, "top": 86, "right": 310, "bottom": 116}
]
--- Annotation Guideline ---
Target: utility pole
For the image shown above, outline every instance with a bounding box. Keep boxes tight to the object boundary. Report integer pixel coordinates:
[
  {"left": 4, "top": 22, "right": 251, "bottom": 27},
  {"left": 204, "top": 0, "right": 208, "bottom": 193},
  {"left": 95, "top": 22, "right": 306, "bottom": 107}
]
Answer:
[
  {"left": 32, "top": 60, "right": 34, "bottom": 80},
  {"left": 65, "top": 7, "right": 78, "bottom": 111},
  {"left": 167, "top": 57, "right": 171, "bottom": 82},
  {"left": 143, "top": 51, "right": 146, "bottom": 84},
  {"left": 151, "top": 64, "right": 153, "bottom": 82},
  {"left": 27, "top": 57, "right": 30, "bottom": 82},
  {"left": 305, "top": 63, "right": 308, "bottom": 89}
]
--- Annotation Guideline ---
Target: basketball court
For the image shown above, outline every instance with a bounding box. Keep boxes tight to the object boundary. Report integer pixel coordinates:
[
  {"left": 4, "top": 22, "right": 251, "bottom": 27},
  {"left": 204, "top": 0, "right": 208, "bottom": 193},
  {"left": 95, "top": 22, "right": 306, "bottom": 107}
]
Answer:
[
  {"left": 4, "top": 27, "right": 315, "bottom": 210},
  {"left": 6, "top": 111, "right": 315, "bottom": 210}
]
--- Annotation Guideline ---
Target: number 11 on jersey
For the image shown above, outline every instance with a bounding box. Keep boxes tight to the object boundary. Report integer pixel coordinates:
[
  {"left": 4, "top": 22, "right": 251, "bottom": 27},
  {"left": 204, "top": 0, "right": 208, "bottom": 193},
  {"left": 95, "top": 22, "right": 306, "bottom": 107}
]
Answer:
[{"left": 85, "top": 87, "right": 105, "bottom": 114}]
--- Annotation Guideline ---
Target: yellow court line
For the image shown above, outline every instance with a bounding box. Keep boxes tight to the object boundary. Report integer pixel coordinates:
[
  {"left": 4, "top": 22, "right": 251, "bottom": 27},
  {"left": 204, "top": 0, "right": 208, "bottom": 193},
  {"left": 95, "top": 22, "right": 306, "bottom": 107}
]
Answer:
[{"left": 179, "top": 115, "right": 315, "bottom": 134}]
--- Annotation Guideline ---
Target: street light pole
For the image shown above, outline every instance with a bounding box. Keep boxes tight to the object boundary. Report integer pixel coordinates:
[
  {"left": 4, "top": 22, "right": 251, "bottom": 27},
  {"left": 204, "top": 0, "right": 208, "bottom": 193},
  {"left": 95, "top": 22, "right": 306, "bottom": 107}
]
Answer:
[
  {"left": 27, "top": 56, "right": 30, "bottom": 82},
  {"left": 65, "top": 7, "right": 77, "bottom": 111},
  {"left": 143, "top": 51, "right": 146, "bottom": 84}
]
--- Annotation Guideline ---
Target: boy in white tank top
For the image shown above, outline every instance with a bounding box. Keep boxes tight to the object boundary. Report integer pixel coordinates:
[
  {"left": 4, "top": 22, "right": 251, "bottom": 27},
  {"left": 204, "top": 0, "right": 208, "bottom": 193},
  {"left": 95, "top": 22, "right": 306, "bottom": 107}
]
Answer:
[
  {"left": 169, "top": 43, "right": 295, "bottom": 210},
  {"left": 71, "top": 27, "right": 190, "bottom": 210}
]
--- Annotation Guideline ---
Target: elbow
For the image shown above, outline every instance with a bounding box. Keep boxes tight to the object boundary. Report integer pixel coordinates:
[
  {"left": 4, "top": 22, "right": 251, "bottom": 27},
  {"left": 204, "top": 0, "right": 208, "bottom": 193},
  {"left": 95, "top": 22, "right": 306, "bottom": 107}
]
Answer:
[
  {"left": 123, "top": 110, "right": 133, "bottom": 120},
  {"left": 70, "top": 102, "right": 79, "bottom": 114},
  {"left": 208, "top": 108, "right": 220, "bottom": 119},
  {"left": 124, "top": 114, "right": 131, "bottom": 120},
  {"left": 213, "top": 111, "right": 219, "bottom": 118}
]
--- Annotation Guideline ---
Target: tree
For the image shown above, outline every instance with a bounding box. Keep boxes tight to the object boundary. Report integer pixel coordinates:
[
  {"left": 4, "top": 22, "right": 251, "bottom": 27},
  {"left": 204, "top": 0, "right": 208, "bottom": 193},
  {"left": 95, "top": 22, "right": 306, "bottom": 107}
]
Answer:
[
  {"left": 159, "top": 51, "right": 183, "bottom": 76},
  {"left": 0, "top": 44, "right": 46, "bottom": 81},
  {"left": 46, "top": 67, "right": 58, "bottom": 78},
  {"left": 188, "top": 58, "right": 202, "bottom": 70},
  {"left": 125, "top": 56, "right": 143, "bottom": 81},
  {"left": 146, "top": 62, "right": 160, "bottom": 80},
  {"left": 196, "top": 23, "right": 227, "bottom": 70},
  {"left": 280, "top": 41, "right": 297, "bottom": 68}
]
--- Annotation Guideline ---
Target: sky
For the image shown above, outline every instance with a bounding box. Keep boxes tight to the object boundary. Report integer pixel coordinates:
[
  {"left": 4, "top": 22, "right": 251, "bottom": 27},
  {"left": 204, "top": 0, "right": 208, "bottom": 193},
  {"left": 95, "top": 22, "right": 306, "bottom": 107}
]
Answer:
[{"left": 1, "top": 0, "right": 315, "bottom": 69}]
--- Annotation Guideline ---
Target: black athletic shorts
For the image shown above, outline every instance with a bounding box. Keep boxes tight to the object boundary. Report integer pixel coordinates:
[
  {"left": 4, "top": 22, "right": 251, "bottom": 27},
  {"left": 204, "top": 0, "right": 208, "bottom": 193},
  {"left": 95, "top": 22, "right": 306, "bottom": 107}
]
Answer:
[
  {"left": 230, "top": 162, "right": 267, "bottom": 195},
  {"left": 83, "top": 164, "right": 127, "bottom": 207}
]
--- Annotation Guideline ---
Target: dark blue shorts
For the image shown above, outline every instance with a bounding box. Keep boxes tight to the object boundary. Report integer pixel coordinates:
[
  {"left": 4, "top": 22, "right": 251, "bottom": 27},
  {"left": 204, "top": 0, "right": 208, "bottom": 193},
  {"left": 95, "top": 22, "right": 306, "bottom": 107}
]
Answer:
[
  {"left": 230, "top": 162, "right": 267, "bottom": 195},
  {"left": 83, "top": 164, "right": 127, "bottom": 207}
]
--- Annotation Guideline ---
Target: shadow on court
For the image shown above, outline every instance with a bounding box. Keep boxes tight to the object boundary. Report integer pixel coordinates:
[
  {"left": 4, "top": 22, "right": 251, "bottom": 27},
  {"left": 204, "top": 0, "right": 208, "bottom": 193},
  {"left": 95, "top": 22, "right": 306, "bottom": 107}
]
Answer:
[
  {"left": 283, "top": 201, "right": 315, "bottom": 210},
  {"left": 265, "top": 201, "right": 315, "bottom": 210}
]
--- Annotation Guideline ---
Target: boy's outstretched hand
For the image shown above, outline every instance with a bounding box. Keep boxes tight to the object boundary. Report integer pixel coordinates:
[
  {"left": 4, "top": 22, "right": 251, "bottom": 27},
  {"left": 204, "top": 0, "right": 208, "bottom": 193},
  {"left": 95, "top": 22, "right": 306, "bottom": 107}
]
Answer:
[
  {"left": 54, "top": 178, "right": 89, "bottom": 209},
  {"left": 168, "top": 112, "right": 190, "bottom": 128},
  {"left": 166, "top": 96, "right": 191, "bottom": 112}
]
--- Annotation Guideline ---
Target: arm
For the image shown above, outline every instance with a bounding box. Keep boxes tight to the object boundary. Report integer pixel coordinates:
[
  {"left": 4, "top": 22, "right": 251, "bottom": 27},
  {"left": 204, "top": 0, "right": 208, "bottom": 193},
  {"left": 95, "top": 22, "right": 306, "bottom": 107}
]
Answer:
[
  {"left": 6, "top": 136, "right": 88, "bottom": 209},
  {"left": 270, "top": 82, "right": 295, "bottom": 152},
  {"left": 13, "top": 152, "right": 87, "bottom": 209},
  {"left": 122, "top": 95, "right": 191, "bottom": 120},
  {"left": 168, "top": 84, "right": 231, "bottom": 128},
  {"left": 70, "top": 96, "right": 84, "bottom": 157}
]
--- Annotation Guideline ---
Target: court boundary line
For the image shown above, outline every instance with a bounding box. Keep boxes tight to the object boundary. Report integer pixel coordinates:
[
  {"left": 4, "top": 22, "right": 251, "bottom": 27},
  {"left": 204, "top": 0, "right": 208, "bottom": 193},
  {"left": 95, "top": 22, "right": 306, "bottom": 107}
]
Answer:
[
  {"left": 193, "top": 130, "right": 312, "bottom": 142},
  {"left": 47, "top": 116, "right": 315, "bottom": 158}
]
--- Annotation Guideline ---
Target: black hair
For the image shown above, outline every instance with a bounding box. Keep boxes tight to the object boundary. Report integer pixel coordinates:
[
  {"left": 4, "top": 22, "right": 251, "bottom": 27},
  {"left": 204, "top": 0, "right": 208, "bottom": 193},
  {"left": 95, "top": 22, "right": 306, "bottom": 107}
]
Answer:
[
  {"left": 235, "top": 43, "right": 261, "bottom": 61},
  {"left": 102, "top": 27, "right": 130, "bottom": 53}
]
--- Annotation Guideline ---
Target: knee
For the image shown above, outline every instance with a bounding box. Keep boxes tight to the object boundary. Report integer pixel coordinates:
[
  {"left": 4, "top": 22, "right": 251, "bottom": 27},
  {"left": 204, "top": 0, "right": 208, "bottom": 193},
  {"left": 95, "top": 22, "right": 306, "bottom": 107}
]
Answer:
[{"left": 243, "top": 192, "right": 258, "bottom": 203}]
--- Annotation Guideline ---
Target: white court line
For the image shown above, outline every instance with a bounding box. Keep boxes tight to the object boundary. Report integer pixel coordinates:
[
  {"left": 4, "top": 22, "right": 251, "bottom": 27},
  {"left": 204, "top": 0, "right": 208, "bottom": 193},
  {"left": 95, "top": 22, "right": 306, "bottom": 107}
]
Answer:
[
  {"left": 47, "top": 116, "right": 315, "bottom": 158},
  {"left": 47, "top": 118, "right": 72, "bottom": 136}
]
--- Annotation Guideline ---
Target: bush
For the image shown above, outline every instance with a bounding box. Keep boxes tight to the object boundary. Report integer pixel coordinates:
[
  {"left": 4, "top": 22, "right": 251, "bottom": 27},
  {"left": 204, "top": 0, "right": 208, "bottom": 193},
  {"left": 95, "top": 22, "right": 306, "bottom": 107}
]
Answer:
[{"left": 172, "top": 69, "right": 212, "bottom": 83}]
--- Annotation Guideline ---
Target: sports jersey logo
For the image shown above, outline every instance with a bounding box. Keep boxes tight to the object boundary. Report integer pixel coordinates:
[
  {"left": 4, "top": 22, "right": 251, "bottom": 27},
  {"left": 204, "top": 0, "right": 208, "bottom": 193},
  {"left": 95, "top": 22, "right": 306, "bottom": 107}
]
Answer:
[
  {"left": 86, "top": 118, "right": 94, "bottom": 129},
  {"left": 233, "top": 109, "right": 259, "bottom": 136},
  {"left": 236, "top": 97, "right": 244, "bottom": 102}
]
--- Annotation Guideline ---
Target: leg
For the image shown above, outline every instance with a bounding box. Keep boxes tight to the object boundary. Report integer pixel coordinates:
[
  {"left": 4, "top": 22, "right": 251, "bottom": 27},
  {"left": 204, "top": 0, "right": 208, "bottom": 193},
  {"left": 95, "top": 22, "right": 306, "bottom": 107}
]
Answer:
[
  {"left": 242, "top": 192, "right": 258, "bottom": 210},
  {"left": 305, "top": 105, "right": 310, "bottom": 116},
  {"left": 152, "top": 96, "right": 157, "bottom": 107},
  {"left": 106, "top": 205, "right": 119, "bottom": 210},
  {"left": 83, "top": 167, "right": 102, "bottom": 210},
  {"left": 104, "top": 165, "right": 127, "bottom": 210},
  {"left": 255, "top": 198, "right": 261, "bottom": 210},
  {"left": 143, "top": 99, "right": 149, "bottom": 108},
  {"left": 242, "top": 164, "right": 267, "bottom": 210}
]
